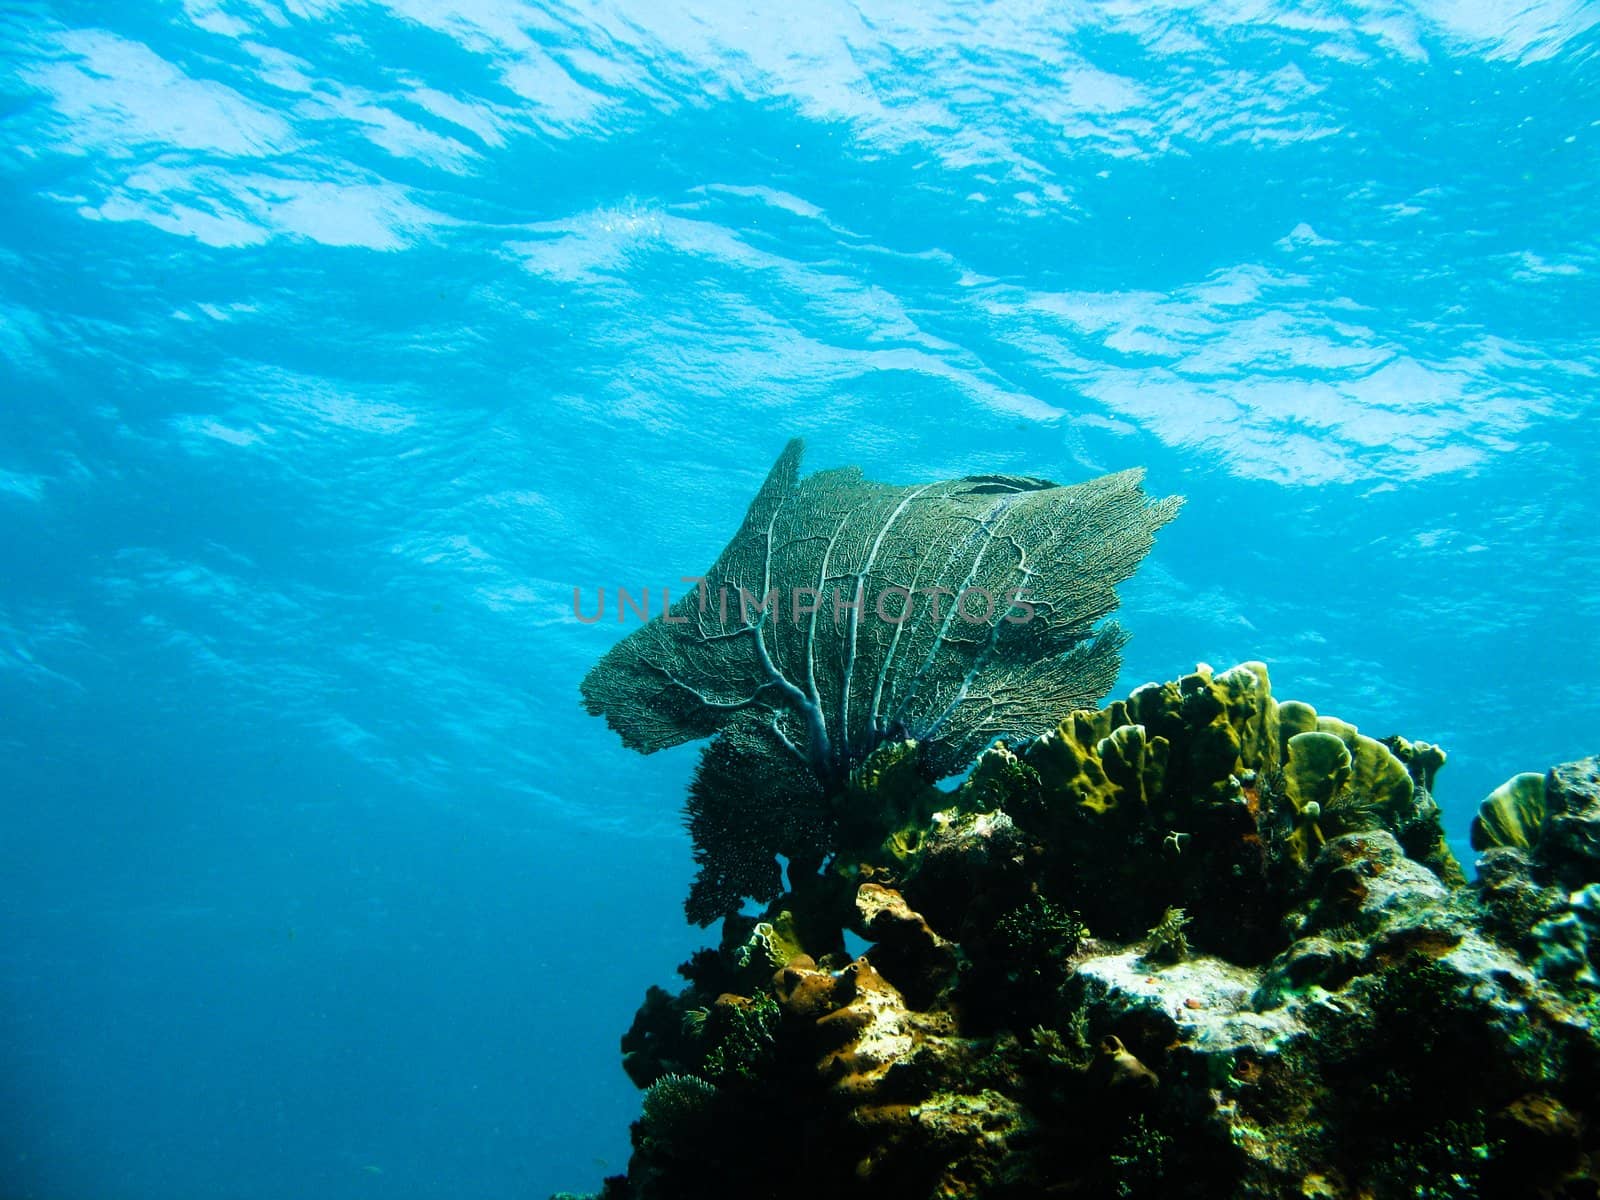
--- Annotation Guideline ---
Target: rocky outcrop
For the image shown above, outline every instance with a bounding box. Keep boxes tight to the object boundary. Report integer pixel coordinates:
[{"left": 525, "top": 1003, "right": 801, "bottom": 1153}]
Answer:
[{"left": 570, "top": 665, "right": 1600, "bottom": 1200}]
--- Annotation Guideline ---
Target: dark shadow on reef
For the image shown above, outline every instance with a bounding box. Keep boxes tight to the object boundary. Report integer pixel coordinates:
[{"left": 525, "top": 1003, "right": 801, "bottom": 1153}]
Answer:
[{"left": 563, "top": 662, "right": 1600, "bottom": 1200}]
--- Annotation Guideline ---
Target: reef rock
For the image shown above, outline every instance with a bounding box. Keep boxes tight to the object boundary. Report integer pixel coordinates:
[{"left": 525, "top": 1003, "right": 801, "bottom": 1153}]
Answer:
[
  {"left": 568, "top": 665, "right": 1600, "bottom": 1200},
  {"left": 1541, "top": 757, "right": 1600, "bottom": 888}
]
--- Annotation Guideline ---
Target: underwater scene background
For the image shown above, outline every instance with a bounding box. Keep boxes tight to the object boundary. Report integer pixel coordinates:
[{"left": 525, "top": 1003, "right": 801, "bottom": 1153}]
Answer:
[{"left": 2, "top": 1, "right": 1598, "bottom": 1197}]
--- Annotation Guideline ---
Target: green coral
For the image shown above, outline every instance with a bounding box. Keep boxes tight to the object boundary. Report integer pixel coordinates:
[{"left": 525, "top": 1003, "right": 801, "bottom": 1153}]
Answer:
[
  {"left": 1285, "top": 730, "right": 1351, "bottom": 813},
  {"left": 1315, "top": 716, "right": 1414, "bottom": 816},
  {"left": 955, "top": 740, "right": 1040, "bottom": 812},
  {"left": 1283, "top": 730, "right": 1351, "bottom": 860},
  {"left": 731, "top": 921, "right": 783, "bottom": 972},
  {"left": 726, "top": 909, "right": 807, "bottom": 982},
  {"left": 994, "top": 895, "right": 1089, "bottom": 964},
  {"left": 1021, "top": 661, "right": 1275, "bottom": 820},
  {"left": 1178, "top": 660, "right": 1281, "bottom": 795},
  {"left": 1471, "top": 772, "right": 1547, "bottom": 851},
  {"left": 1384, "top": 735, "right": 1447, "bottom": 793},
  {"left": 1277, "top": 717, "right": 1421, "bottom": 865},
  {"left": 1277, "top": 699, "right": 1319, "bottom": 746},
  {"left": 1027, "top": 706, "right": 1169, "bottom": 817},
  {"left": 703, "top": 993, "right": 782, "bottom": 1084},
  {"left": 1007, "top": 661, "right": 1462, "bottom": 950},
  {"left": 1378, "top": 735, "right": 1463, "bottom": 885},
  {"left": 1023, "top": 661, "right": 1402, "bottom": 831}
]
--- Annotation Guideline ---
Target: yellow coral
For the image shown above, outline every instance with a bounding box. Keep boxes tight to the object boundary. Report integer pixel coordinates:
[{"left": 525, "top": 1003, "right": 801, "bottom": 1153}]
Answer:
[
  {"left": 1283, "top": 731, "right": 1350, "bottom": 861},
  {"left": 1285, "top": 731, "right": 1352, "bottom": 814},
  {"left": 1026, "top": 662, "right": 1284, "bottom": 817},
  {"left": 1386, "top": 736, "right": 1448, "bottom": 793},
  {"left": 1277, "top": 700, "right": 1319, "bottom": 752},
  {"left": 1205, "top": 661, "right": 1282, "bottom": 777},
  {"left": 1028, "top": 707, "right": 1165, "bottom": 816},
  {"left": 1021, "top": 663, "right": 1441, "bottom": 884},
  {"left": 1280, "top": 721, "right": 1417, "bottom": 864},
  {"left": 1470, "top": 772, "right": 1546, "bottom": 850},
  {"left": 1315, "top": 717, "right": 1413, "bottom": 818}
]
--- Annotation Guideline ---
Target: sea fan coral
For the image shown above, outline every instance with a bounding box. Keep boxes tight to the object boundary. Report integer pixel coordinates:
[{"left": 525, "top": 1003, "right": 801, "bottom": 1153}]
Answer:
[{"left": 581, "top": 439, "right": 1181, "bottom": 922}]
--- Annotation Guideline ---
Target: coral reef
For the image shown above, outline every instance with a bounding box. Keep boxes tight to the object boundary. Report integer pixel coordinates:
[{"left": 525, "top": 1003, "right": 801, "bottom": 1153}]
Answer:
[
  {"left": 581, "top": 439, "right": 1181, "bottom": 923},
  {"left": 570, "top": 668, "right": 1600, "bottom": 1200}
]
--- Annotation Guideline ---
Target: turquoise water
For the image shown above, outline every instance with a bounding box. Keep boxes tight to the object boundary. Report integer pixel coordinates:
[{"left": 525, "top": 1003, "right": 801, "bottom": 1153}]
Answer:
[{"left": 2, "top": 3, "right": 1597, "bottom": 1197}]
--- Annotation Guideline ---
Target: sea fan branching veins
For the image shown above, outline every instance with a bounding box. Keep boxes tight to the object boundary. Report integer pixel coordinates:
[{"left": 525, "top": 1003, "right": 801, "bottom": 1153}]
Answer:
[{"left": 581, "top": 439, "right": 1181, "bottom": 922}]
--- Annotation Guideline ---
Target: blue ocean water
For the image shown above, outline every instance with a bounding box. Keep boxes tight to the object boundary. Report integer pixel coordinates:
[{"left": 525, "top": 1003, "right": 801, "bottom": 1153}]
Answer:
[{"left": 1, "top": 2, "right": 1597, "bottom": 1196}]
